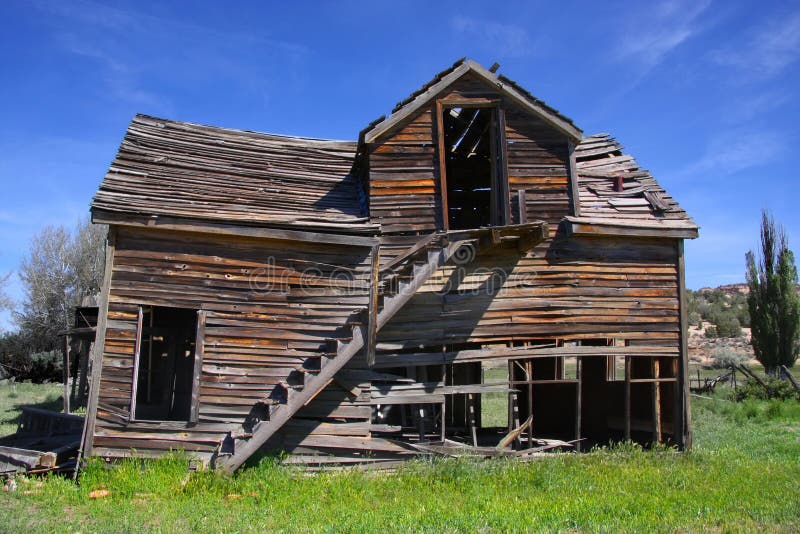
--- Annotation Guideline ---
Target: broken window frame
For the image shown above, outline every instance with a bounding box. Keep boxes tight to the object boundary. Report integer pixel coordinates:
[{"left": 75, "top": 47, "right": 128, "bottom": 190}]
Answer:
[
  {"left": 435, "top": 99, "right": 510, "bottom": 231},
  {"left": 129, "top": 306, "right": 205, "bottom": 424}
]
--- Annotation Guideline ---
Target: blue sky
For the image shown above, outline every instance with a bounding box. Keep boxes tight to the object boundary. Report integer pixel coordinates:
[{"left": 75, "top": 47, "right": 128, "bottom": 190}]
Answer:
[{"left": 1, "top": 0, "right": 799, "bottom": 330}]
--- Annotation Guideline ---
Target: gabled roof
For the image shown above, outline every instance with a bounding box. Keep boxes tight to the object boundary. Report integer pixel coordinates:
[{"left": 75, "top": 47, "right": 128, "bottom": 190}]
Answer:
[
  {"left": 568, "top": 133, "right": 698, "bottom": 239},
  {"left": 361, "top": 58, "right": 583, "bottom": 144},
  {"left": 92, "top": 115, "right": 375, "bottom": 234}
]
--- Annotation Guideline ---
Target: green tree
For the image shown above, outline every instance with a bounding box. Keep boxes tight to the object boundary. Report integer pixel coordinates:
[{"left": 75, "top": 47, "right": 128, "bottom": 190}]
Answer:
[
  {"left": 16, "top": 219, "right": 106, "bottom": 353},
  {"left": 0, "top": 271, "right": 11, "bottom": 313},
  {"left": 746, "top": 210, "right": 800, "bottom": 376}
]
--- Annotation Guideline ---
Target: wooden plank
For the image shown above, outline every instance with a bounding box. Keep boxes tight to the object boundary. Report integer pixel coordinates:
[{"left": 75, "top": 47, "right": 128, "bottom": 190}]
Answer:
[
  {"left": 435, "top": 99, "right": 449, "bottom": 231},
  {"left": 677, "top": 239, "right": 692, "bottom": 449},
  {"left": 62, "top": 336, "right": 70, "bottom": 414},
  {"left": 366, "top": 245, "right": 380, "bottom": 367},
  {"left": 190, "top": 310, "right": 206, "bottom": 423},
  {"left": 92, "top": 209, "right": 379, "bottom": 247},
  {"left": 80, "top": 227, "right": 116, "bottom": 461},
  {"left": 567, "top": 141, "right": 581, "bottom": 217},
  {"left": 624, "top": 355, "right": 631, "bottom": 441},
  {"left": 128, "top": 306, "right": 143, "bottom": 420}
]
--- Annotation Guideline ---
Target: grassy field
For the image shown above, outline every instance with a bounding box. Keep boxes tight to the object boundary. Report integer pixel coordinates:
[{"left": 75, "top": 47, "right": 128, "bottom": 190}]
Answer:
[
  {"left": 0, "top": 381, "right": 63, "bottom": 437},
  {"left": 1, "top": 383, "right": 799, "bottom": 533}
]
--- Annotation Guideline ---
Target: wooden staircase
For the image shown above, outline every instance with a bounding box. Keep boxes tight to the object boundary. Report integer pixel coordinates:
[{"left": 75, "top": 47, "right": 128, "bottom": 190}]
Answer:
[{"left": 214, "top": 237, "right": 476, "bottom": 472}]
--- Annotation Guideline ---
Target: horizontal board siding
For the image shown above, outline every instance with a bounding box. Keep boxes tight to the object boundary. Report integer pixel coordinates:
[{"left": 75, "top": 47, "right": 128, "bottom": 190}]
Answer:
[
  {"left": 376, "top": 237, "right": 680, "bottom": 350},
  {"left": 92, "top": 227, "right": 374, "bottom": 460},
  {"left": 368, "top": 109, "right": 440, "bottom": 233},
  {"left": 504, "top": 104, "right": 571, "bottom": 233}
]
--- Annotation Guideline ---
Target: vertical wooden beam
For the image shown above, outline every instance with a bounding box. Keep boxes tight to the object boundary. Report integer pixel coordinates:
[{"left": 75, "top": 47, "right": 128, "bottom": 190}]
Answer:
[
  {"left": 567, "top": 141, "right": 581, "bottom": 217},
  {"left": 77, "top": 341, "right": 91, "bottom": 407},
  {"left": 489, "top": 109, "right": 499, "bottom": 227},
  {"left": 676, "top": 239, "right": 693, "bottom": 449},
  {"left": 652, "top": 358, "right": 662, "bottom": 444},
  {"left": 78, "top": 226, "right": 116, "bottom": 462},
  {"left": 365, "top": 244, "right": 380, "bottom": 367},
  {"left": 129, "top": 306, "right": 144, "bottom": 420},
  {"left": 575, "top": 356, "right": 582, "bottom": 452},
  {"left": 507, "top": 360, "right": 514, "bottom": 433},
  {"left": 517, "top": 189, "right": 528, "bottom": 225},
  {"left": 624, "top": 355, "right": 631, "bottom": 441},
  {"left": 62, "top": 335, "right": 70, "bottom": 414},
  {"left": 190, "top": 310, "right": 206, "bottom": 424},
  {"left": 496, "top": 107, "right": 511, "bottom": 226},
  {"left": 526, "top": 360, "right": 534, "bottom": 447},
  {"left": 467, "top": 392, "right": 478, "bottom": 447},
  {"left": 435, "top": 100, "right": 450, "bottom": 231},
  {"left": 440, "top": 362, "right": 447, "bottom": 441}
]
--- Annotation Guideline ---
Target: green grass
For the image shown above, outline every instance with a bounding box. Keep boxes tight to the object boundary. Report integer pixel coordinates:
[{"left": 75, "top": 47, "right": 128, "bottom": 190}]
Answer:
[
  {"left": 1, "top": 386, "right": 799, "bottom": 533},
  {"left": 0, "top": 381, "right": 63, "bottom": 437}
]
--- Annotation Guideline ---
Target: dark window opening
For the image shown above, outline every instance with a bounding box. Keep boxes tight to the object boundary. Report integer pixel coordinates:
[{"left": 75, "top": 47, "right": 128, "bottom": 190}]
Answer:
[
  {"left": 442, "top": 107, "right": 498, "bottom": 230},
  {"left": 133, "top": 306, "right": 198, "bottom": 421}
]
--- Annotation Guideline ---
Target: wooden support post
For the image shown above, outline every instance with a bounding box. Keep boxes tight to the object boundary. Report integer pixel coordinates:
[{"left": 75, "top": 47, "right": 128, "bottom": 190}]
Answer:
[
  {"left": 624, "top": 356, "right": 631, "bottom": 441},
  {"left": 366, "top": 244, "right": 380, "bottom": 367},
  {"left": 677, "top": 240, "right": 692, "bottom": 449},
  {"left": 435, "top": 100, "right": 450, "bottom": 231},
  {"left": 417, "top": 405, "right": 425, "bottom": 442},
  {"left": 507, "top": 360, "right": 514, "bottom": 434},
  {"left": 440, "top": 363, "right": 447, "bottom": 442},
  {"left": 62, "top": 335, "right": 70, "bottom": 414},
  {"left": 129, "top": 306, "right": 144, "bottom": 420},
  {"left": 190, "top": 310, "right": 206, "bottom": 424},
  {"left": 652, "top": 359, "right": 661, "bottom": 444},
  {"left": 77, "top": 341, "right": 91, "bottom": 407},
  {"left": 526, "top": 360, "right": 534, "bottom": 447},
  {"left": 567, "top": 141, "right": 582, "bottom": 217},
  {"left": 575, "top": 356, "right": 582, "bottom": 452},
  {"left": 467, "top": 393, "right": 478, "bottom": 447},
  {"left": 78, "top": 227, "right": 116, "bottom": 464},
  {"left": 517, "top": 189, "right": 528, "bottom": 224}
]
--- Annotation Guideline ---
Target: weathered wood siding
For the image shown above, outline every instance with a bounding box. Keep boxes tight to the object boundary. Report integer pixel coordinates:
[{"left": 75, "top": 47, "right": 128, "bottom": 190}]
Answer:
[
  {"left": 368, "top": 109, "right": 440, "bottom": 234},
  {"left": 377, "top": 236, "right": 679, "bottom": 351},
  {"left": 367, "top": 73, "right": 572, "bottom": 241},
  {"left": 90, "top": 227, "right": 375, "bottom": 460},
  {"left": 504, "top": 105, "right": 571, "bottom": 233}
]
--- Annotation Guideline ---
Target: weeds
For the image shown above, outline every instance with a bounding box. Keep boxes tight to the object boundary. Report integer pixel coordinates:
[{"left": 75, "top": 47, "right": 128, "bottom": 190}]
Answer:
[{"left": 1, "top": 391, "right": 799, "bottom": 533}]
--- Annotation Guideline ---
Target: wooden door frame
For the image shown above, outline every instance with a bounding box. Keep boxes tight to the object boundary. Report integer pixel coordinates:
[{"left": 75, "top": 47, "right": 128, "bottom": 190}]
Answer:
[{"left": 435, "top": 99, "right": 510, "bottom": 231}]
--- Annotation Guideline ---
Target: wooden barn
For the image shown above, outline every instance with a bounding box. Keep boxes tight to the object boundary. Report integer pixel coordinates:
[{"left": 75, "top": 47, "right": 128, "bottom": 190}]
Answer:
[{"left": 81, "top": 59, "right": 698, "bottom": 471}]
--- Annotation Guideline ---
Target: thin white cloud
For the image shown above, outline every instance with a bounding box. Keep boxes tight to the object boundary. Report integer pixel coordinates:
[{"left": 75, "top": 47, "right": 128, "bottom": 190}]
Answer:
[
  {"left": 710, "top": 10, "right": 800, "bottom": 78},
  {"left": 616, "top": 0, "right": 712, "bottom": 67},
  {"left": 721, "top": 90, "right": 791, "bottom": 123},
  {"left": 679, "top": 130, "right": 786, "bottom": 177},
  {"left": 450, "top": 16, "right": 532, "bottom": 58},
  {"left": 33, "top": 0, "right": 310, "bottom": 109}
]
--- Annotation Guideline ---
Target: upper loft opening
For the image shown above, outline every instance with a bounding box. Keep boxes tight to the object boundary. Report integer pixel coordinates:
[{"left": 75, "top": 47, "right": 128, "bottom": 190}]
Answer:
[{"left": 443, "top": 107, "right": 495, "bottom": 230}]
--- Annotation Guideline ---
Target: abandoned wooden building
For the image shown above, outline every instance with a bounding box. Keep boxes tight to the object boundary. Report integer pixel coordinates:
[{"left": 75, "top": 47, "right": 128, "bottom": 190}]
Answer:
[{"left": 80, "top": 59, "right": 699, "bottom": 470}]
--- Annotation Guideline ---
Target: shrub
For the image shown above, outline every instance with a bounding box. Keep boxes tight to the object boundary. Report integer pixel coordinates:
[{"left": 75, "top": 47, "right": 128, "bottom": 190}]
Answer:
[
  {"left": 716, "top": 313, "right": 743, "bottom": 338},
  {"left": 705, "top": 326, "right": 718, "bottom": 338},
  {"left": 27, "top": 351, "right": 63, "bottom": 383},
  {"left": 710, "top": 347, "right": 749, "bottom": 369},
  {"left": 735, "top": 376, "right": 800, "bottom": 402}
]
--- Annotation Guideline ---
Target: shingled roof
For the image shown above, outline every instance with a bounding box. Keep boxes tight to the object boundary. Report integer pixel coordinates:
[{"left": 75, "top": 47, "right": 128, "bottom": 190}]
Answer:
[
  {"left": 568, "top": 133, "right": 698, "bottom": 238},
  {"left": 91, "top": 115, "right": 373, "bottom": 233}
]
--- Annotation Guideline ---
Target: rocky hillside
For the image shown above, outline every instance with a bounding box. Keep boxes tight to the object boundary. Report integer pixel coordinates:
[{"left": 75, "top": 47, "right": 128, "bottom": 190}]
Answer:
[{"left": 687, "top": 284, "right": 755, "bottom": 366}]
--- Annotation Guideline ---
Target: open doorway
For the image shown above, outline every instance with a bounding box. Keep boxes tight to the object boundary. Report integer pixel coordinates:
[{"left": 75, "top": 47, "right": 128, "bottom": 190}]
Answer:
[
  {"left": 441, "top": 106, "right": 504, "bottom": 230},
  {"left": 132, "top": 306, "right": 198, "bottom": 422}
]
